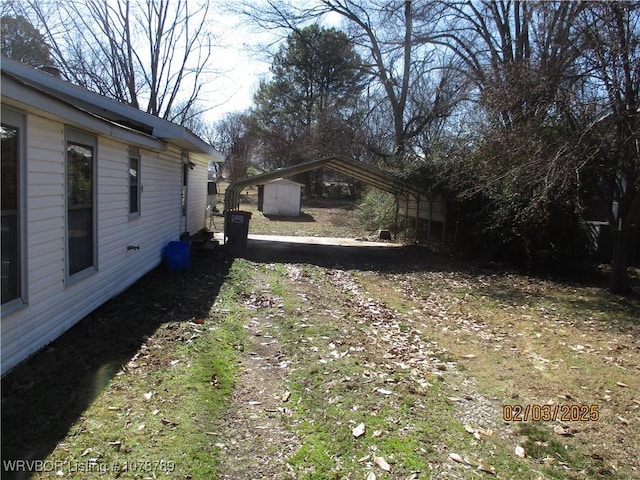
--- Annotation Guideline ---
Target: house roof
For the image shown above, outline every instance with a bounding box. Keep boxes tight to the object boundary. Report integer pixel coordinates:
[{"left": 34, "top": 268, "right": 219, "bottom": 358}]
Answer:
[
  {"left": 1, "top": 57, "right": 222, "bottom": 160},
  {"left": 225, "top": 155, "right": 427, "bottom": 211}
]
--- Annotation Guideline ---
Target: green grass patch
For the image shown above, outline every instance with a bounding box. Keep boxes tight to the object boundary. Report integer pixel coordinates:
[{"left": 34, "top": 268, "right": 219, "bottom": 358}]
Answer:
[{"left": 29, "top": 260, "right": 255, "bottom": 479}]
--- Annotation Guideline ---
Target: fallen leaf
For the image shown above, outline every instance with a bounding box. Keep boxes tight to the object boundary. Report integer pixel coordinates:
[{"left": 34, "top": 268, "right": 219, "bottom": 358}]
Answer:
[
  {"left": 373, "top": 455, "right": 391, "bottom": 472},
  {"left": 161, "top": 418, "right": 178, "bottom": 427},
  {"left": 618, "top": 416, "right": 630, "bottom": 425},
  {"left": 464, "top": 424, "right": 493, "bottom": 440},
  {"left": 463, "top": 456, "right": 481, "bottom": 467},
  {"left": 281, "top": 391, "right": 291, "bottom": 402},
  {"left": 143, "top": 392, "right": 153, "bottom": 401},
  {"left": 352, "top": 422, "right": 366, "bottom": 438},
  {"left": 366, "top": 472, "right": 376, "bottom": 480},
  {"left": 617, "top": 382, "right": 628, "bottom": 388},
  {"left": 461, "top": 354, "right": 477, "bottom": 359},
  {"left": 137, "top": 424, "right": 145, "bottom": 431},
  {"left": 478, "top": 462, "right": 497, "bottom": 475},
  {"left": 553, "top": 425, "right": 574, "bottom": 436},
  {"left": 515, "top": 445, "right": 526, "bottom": 458},
  {"left": 449, "top": 453, "right": 465, "bottom": 464},
  {"left": 193, "top": 317, "right": 205, "bottom": 324},
  {"left": 376, "top": 388, "right": 392, "bottom": 395},
  {"left": 372, "top": 430, "right": 383, "bottom": 438}
]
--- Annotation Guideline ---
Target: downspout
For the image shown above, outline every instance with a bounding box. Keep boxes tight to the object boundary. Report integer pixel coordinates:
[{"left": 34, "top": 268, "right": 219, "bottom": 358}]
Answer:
[{"left": 181, "top": 150, "right": 188, "bottom": 236}]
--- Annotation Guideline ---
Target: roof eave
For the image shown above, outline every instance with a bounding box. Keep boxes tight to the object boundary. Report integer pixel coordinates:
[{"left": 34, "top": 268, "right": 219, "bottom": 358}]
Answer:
[{"left": 1, "top": 57, "right": 223, "bottom": 158}]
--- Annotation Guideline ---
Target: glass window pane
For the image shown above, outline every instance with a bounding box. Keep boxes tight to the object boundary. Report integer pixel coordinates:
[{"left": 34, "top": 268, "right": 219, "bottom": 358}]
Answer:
[
  {"left": 129, "top": 156, "right": 139, "bottom": 214},
  {"left": 67, "top": 142, "right": 93, "bottom": 206},
  {"left": 67, "top": 138, "right": 94, "bottom": 275},
  {"left": 1, "top": 123, "right": 20, "bottom": 303}
]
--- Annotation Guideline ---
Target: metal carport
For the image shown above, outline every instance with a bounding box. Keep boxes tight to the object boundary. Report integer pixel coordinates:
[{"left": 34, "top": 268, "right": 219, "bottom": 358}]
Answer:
[{"left": 223, "top": 154, "right": 434, "bottom": 242}]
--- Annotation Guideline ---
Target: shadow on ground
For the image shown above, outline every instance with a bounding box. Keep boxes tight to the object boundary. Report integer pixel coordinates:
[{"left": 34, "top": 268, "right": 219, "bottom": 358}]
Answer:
[
  {"left": 237, "top": 237, "right": 459, "bottom": 273},
  {"left": 3, "top": 237, "right": 637, "bottom": 479},
  {"left": 1, "top": 250, "right": 233, "bottom": 479},
  {"left": 263, "top": 212, "right": 316, "bottom": 222}
]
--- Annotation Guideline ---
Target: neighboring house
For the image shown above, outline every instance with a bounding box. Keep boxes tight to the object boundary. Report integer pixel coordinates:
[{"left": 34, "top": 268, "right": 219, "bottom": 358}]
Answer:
[
  {"left": 0, "top": 57, "right": 223, "bottom": 375},
  {"left": 258, "top": 178, "right": 304, "bottom": 216}
]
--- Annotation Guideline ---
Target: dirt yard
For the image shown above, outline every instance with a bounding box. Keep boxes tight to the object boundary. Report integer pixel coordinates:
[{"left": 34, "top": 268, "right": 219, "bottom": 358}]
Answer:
[{"left": 2, "top": 200, "right": 639, "bottom": 480}]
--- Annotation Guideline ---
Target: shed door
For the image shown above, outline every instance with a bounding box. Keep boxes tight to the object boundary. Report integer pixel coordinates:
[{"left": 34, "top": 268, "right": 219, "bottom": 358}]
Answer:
[{"left": 277, "top": 184, "right": 297, "bottom": 215}]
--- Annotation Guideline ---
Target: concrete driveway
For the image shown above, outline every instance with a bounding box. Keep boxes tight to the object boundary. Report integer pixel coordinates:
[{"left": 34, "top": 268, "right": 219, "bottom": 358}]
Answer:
[{"left": 213, "top": 232, "right": 425, "bottom": 269}]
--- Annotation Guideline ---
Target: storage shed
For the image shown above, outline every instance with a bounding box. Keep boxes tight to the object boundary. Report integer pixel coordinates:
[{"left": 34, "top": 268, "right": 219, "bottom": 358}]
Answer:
[{"left": 258, "top": 178, "right": 304, "bottom": 216}]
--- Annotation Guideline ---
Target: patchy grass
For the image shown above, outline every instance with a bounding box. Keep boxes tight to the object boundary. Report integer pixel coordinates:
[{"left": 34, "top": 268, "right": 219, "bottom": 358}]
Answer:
[
  {"left": 1, "top": 254, "right": 249, "bottom": 479},
  {"left": 357, "top": 267, "right": 640, "bottom": 479},
  {"left": 215, "top": 183, "right": 373, "bottom": 239},
  {"left": 43, "top": 262, "right": 254, "bottom": 479},
  {"left": 2, "top": 199, "right": 639, "bottom": 480}
]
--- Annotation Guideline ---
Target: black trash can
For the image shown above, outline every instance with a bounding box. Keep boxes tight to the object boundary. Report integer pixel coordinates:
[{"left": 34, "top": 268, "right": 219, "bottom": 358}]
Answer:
[{"left": 225, "top": 210, "right": 252, "bottom": 249}]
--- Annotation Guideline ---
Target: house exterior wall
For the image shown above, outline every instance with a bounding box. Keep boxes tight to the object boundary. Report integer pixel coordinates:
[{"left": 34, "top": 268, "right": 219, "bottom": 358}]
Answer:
[
  {"left": 185, "top": 152, "right": 210, "bottom": 235},
  {"left": 0, "top": 110, "right": 200, "bottom": 375}
]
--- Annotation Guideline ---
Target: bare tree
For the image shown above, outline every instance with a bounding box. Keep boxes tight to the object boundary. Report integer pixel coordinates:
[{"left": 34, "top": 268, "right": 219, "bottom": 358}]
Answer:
[
  {"left": 15, "top": 0, "right": 214, "bottom": 122},
  {"left": 579, "top": 2, "right": 640, "bottom": 294},
  {"left": 214, "top": 112, "right": 254, "bottom": 182},
  {"left": 235, "top": 0, "right": 460, "bottom": 164},
  {"left": 412, "top": 1, "right": 600, "bottom": 267},
  {"left": 432, "top": 1, "right": 586, "bottom": 125}
]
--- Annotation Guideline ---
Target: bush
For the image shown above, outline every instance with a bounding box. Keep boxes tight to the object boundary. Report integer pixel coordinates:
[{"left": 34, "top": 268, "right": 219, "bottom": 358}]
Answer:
[{"left": 355, "top": 188, "right": 396, "bottom": 234}]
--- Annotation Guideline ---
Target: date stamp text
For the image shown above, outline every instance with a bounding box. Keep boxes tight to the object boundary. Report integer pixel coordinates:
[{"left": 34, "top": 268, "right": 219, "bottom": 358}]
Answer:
[{"left": 503, "top": 404, "right": 600, "bottom": 422}]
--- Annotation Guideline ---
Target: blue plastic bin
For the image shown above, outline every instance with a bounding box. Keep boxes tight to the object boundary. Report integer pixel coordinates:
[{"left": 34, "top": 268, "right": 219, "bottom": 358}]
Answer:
[{"left": 165, "top": 241, "right": 191, "bottom": 270}]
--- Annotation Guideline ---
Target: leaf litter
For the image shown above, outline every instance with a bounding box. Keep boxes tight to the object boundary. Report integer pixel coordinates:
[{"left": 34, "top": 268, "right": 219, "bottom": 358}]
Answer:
[{"left": 13, "top": 238, "right": 636, "bottom": 480}]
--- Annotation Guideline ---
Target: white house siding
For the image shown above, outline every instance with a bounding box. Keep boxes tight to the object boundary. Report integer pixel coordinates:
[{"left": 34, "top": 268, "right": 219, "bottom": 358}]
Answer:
[
  {"left": 0, "top": 112, "right": 199, "bottom": 375},
  {"left": 185, "top": 152, "right": 210, "bottom": 235}
]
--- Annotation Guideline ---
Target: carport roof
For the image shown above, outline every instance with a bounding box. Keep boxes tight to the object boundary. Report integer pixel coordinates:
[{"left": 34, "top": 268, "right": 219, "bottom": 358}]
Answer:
[{"left": 224, "top": 155, "right": 425, "bottom": 211}]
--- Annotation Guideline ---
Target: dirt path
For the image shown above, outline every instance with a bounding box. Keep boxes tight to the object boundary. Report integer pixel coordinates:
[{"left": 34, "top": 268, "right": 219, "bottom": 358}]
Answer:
[
  {"left": 213, "top": 262, "right": 507, "bottom": 478},
  {"left": 212, "top": 256, "right": 639, "bottom": 479},
  {"left": 214, "top": 279, "right": 299, "bottom": 479}
]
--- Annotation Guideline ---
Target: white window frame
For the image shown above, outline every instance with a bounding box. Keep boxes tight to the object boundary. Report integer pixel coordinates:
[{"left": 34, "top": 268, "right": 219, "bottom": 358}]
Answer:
[
  {"left": 1, "top": 107, "right": 27, "bottom": 313},
  {"left": 65, "top": 127, "right": 98, "bottom": 285}
]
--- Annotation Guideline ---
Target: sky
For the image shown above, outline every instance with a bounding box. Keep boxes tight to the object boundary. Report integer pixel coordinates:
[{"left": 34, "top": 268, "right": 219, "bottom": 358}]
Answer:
[
  {"left": 199, "top": 6, "right": 344, "bottom": 124},
  {"left": 202, "top": 12, "right": 272, "bottom": 123}
]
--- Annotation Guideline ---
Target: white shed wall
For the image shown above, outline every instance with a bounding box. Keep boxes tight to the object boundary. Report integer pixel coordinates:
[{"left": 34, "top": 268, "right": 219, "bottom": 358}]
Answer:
[{"left": 262, "top": 180, "right": 302, "bottom": 216}]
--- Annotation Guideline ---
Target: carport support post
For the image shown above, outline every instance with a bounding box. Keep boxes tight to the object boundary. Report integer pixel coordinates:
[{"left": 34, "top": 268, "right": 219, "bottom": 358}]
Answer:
[
  {"left": 428, "top": 196, "right": 433, "bottom": 244},
  {"left": 404, "top": 194, "right": 409, "bottom": 243},
  {"left": 394, "top": 197, "right": 400, "bottom": 240},
  {"left": 414, "top": 193, "right": 420, "bottom": 243},
  {"left": 223, "top": 210, "right": 228, "bottom": 245},
  {"left": 442, "top": 202, "right": 447, "bottom": 244}
]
